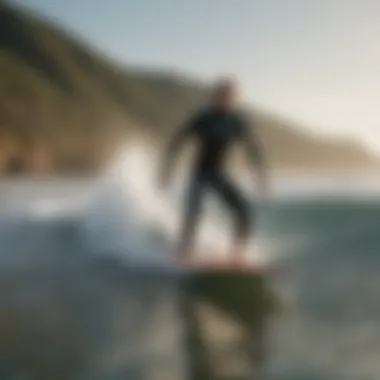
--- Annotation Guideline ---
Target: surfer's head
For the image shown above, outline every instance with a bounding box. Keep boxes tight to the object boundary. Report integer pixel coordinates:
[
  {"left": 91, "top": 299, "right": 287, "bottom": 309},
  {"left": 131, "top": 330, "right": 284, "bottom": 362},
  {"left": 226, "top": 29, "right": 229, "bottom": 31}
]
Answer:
[{"left": 210, "top": 76, "right": 238, "bottom": 110}]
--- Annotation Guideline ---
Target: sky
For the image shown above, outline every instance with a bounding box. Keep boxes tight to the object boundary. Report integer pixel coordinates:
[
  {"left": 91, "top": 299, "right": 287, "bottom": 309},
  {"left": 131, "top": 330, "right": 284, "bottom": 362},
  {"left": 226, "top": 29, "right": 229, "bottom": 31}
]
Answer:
[{"left": 11, "top": 0, "right": 380, "bottom": 151}]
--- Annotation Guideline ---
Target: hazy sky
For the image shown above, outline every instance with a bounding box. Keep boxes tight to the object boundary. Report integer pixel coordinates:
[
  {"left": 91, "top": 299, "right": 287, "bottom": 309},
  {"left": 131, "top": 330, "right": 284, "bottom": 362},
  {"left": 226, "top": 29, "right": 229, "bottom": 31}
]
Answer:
[{"left": 12, "top": 0, "right": 380, "bottom": 151}]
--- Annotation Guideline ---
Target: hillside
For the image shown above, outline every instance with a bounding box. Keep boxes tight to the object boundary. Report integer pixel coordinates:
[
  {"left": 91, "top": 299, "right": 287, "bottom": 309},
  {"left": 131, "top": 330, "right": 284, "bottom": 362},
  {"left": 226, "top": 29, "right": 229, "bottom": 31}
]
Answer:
[{"left": 0, "top": 0, "right": 378, "bottom": 176}]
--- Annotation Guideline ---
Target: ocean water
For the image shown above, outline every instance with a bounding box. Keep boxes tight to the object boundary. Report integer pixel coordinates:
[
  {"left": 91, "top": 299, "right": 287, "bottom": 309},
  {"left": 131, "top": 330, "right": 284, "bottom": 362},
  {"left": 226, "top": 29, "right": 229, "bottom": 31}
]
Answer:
[{"left": 0, "top": 147, "right": 380, "bottom": 379}]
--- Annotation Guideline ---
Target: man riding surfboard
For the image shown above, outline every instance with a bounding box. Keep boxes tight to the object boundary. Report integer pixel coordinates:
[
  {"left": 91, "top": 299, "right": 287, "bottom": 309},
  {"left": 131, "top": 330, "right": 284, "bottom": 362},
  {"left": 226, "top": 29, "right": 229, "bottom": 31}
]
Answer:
[{"left": 159, "top": 77, "right": 269, "bottom": 264}]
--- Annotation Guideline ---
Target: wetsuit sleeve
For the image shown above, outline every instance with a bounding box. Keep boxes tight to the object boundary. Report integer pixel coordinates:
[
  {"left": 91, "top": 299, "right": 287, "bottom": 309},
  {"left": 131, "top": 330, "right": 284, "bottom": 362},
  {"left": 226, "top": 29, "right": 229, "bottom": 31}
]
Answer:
[
  {"left": 161, "top": 111, "right": 200, "bottom": 177},
  {"left": 240, "top": 116, "right": 267, "bottom": 177}
]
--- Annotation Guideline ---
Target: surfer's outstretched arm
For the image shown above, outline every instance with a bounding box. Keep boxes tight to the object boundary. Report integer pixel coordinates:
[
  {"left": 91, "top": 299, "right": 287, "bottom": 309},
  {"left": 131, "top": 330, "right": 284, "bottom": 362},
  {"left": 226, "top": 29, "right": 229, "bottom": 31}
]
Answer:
[
  {"left": 159, "top": 115, "right": 197, "bottom": 186},
  {"left": 240, "top": 119, "right": 268, "bottom": 195}
]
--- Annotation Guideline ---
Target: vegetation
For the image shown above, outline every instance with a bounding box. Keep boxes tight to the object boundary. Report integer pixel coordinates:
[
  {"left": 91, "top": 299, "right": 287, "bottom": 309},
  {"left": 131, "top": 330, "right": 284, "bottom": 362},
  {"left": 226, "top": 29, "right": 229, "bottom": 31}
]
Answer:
[{"left": 0, "top": 0, "right": 378, "bottom": 175}]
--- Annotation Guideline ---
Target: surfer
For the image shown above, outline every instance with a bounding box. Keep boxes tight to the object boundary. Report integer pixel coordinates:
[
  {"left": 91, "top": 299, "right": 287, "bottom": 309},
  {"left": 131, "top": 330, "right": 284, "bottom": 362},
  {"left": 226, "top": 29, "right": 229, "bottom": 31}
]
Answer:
[{"left": 159, "top": 77, "right": 269, "bottom": 262}]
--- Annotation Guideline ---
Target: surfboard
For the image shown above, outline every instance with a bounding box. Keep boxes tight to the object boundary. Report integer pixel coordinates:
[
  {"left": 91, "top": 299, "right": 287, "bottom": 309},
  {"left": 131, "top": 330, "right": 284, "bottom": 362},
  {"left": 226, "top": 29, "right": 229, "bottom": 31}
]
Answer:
[
  {"left": 176, "top": 250, "right": 282, "bottom": 318},
  {"left": 176, "top": 252, "right": 269, "bottom": 274}
]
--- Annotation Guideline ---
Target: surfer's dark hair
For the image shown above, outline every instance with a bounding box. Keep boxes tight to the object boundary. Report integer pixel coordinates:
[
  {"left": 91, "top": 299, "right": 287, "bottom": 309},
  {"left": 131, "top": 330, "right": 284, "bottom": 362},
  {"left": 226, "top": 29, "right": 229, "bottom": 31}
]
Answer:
[{"left": 212, "top": 76, "right": 237, "bottom": 94}]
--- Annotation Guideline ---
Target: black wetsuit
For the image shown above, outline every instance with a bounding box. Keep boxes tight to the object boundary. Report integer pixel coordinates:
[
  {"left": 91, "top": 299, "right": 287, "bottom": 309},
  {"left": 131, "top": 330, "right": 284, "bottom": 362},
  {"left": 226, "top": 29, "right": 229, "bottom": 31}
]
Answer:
[{"left": 164, "top": 106, "right": 265, "bottom": 255}]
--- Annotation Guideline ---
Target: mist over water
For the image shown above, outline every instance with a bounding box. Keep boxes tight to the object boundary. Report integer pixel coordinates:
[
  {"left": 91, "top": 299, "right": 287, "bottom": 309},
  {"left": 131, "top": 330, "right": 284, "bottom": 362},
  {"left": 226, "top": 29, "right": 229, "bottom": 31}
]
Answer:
[{"left": 1, "top": 142, "right": 380, "bottom": 379}]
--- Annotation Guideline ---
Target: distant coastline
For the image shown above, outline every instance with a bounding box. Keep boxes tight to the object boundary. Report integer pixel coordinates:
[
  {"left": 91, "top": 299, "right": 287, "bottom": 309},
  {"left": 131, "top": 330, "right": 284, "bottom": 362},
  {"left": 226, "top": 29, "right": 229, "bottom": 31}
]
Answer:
[{"left": 0, "top": 0, "right": 379, "bottom": 176}]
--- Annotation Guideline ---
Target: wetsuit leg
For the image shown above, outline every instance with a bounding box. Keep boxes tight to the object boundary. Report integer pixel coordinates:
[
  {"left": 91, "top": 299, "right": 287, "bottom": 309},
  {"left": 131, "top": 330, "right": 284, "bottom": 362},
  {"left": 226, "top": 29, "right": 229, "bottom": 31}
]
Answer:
[
  {"left": 178, "top": 171, "right": 208, "bottom": 258},
  {"left": 211, "top": 172, "right": 253, "bottom": 252}
]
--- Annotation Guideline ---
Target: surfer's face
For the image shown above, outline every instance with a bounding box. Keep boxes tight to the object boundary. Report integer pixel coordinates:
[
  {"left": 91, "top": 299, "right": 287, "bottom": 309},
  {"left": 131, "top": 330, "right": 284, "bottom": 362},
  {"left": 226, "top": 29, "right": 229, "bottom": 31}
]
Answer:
[{"left": 212, "top": 81, "right": 237, "bottom": 109}]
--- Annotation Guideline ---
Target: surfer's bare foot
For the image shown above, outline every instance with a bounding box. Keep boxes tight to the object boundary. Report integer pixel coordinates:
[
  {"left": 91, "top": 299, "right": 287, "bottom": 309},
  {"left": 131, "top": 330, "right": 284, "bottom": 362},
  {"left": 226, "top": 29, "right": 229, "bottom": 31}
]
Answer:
[
  {"left": 228, "top": 244, "right": 246, "bottom": 267},
  {"left": 228, "top": 255, "right": 245, "bottom": 269}
]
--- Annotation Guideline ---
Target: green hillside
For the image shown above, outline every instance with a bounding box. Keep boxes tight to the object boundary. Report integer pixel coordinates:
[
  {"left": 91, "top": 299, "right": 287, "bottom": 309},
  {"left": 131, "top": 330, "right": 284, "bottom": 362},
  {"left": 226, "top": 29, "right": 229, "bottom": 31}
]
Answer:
[{"left": 0, "top": 0, "right": 378, "bottom": 175}]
